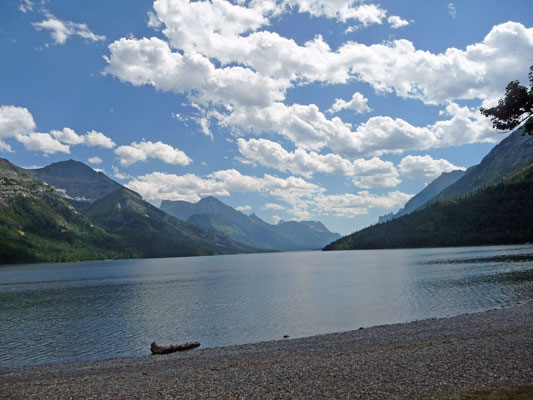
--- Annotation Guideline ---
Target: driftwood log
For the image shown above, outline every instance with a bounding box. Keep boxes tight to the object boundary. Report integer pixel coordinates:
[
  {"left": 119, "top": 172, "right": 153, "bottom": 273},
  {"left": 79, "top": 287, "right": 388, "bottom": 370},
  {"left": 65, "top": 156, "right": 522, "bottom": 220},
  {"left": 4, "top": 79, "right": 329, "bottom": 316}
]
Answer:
[{"left": 150, "top": 341, "right": 200, "bottom": 355}]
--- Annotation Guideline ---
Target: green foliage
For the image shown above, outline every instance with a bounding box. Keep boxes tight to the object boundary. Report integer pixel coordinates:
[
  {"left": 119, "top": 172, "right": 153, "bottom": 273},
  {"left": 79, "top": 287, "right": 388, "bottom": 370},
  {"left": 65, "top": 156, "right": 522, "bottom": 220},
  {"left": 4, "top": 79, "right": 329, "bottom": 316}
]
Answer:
[
  {"left": 324, "top": 166, "right": 533, "bottom": 251},
  {"left": 480, "top": 65, "right": 533, "bottom": 135}
]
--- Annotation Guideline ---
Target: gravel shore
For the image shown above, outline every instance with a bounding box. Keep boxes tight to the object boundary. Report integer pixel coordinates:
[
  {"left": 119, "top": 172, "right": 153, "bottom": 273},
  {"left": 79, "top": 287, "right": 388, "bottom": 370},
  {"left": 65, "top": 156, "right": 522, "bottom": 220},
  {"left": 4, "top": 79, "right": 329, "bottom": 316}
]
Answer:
[{"left": 1, "top": 302, "right": 532, "bottom": 399}]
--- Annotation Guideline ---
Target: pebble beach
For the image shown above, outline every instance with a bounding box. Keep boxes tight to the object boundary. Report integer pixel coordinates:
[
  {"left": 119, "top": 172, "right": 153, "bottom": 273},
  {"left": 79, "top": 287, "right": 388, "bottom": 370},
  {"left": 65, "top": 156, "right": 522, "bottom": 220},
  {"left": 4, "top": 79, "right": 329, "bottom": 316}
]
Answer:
[{"left": 1, "top": 302, "right": 532, "bottom": 399}]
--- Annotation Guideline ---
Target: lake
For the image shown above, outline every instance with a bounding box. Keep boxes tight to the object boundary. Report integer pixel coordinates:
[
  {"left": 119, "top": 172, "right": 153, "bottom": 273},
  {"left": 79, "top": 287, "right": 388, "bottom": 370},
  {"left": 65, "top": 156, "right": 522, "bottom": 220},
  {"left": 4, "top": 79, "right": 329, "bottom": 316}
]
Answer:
[{"left": 1, "top": 245, "right": 533, "bottom": 368}]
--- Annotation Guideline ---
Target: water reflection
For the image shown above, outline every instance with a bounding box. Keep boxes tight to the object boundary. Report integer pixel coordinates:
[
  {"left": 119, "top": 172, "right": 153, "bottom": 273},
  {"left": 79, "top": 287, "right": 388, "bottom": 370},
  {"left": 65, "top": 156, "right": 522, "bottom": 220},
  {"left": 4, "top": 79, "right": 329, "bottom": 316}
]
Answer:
[{"left": 1, "top": 244, "right": 532, "bottom": 368}]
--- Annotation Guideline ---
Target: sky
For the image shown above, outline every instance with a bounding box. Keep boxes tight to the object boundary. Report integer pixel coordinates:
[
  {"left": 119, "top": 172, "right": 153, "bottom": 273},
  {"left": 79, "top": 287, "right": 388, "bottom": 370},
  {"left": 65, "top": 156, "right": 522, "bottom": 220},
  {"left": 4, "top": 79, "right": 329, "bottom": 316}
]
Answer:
[{"left": 0, "top": 0, "right": 532, "bottom": 235}]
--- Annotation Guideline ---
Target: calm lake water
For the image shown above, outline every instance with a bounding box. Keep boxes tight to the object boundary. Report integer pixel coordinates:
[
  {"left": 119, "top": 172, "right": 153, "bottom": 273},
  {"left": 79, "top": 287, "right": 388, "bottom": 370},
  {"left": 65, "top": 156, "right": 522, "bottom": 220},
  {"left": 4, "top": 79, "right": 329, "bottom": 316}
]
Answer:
[{"left": 1, "top": 245, "right": 533, "bottom": 368}]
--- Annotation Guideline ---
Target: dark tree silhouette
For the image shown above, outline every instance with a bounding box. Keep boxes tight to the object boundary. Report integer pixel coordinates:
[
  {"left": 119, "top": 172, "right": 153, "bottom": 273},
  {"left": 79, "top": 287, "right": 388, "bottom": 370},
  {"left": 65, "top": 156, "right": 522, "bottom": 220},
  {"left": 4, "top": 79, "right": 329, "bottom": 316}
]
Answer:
[{"left": 480, "top": 65, "right": 533, "bottom": 135}]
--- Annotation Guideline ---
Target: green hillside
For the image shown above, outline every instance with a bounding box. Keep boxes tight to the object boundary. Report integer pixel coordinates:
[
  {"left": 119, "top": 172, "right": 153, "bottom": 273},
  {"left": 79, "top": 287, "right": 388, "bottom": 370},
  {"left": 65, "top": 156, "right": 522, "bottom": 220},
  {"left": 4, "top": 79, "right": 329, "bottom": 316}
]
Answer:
[
  {"left": 324, "top": 165, "right": 533, "bottom": 251},
  {"left": 0, "top": 160, "right": 126, "bottom": 264}
]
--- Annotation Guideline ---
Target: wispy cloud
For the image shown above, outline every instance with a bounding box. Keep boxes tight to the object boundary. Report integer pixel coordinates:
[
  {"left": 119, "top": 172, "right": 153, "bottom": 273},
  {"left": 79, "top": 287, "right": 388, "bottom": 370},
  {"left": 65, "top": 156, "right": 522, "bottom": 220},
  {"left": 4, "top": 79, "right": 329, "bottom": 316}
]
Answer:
[
  {"left": 448, "top": 3, "right": 457, "bottom": 19},
  {"left": 32, "top": 11, "right": 106, "bottom": 45}
]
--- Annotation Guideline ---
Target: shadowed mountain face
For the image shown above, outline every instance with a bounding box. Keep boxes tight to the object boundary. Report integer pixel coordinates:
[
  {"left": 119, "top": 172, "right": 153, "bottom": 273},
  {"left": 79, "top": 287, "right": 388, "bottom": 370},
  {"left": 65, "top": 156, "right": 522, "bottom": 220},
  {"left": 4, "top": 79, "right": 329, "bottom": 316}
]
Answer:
[
  {"left": 325, "top": 164, "right": 533, "bottom": 251},
  {"left": 434, "top": 127, "right": 533, "bottom": 202},
  {"left": 83, "top": 189, "right": 257, "bottom": 258},
  {"left": 26, "top": 160, "right": 123, "bottom": 205},
  {"left": 379, "top": 170, "right": 466, "bottom": 223},
  {"left": 161, "top": 197, "right": 341, "bottom": 251}
]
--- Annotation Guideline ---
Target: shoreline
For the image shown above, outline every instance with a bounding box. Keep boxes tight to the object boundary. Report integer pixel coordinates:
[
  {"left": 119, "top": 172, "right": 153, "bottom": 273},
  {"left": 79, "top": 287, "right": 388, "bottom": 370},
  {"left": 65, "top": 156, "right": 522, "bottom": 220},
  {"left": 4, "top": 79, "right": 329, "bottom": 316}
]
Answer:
[{"left": 1, "top": 302, "right": 532, "bottom": 399}]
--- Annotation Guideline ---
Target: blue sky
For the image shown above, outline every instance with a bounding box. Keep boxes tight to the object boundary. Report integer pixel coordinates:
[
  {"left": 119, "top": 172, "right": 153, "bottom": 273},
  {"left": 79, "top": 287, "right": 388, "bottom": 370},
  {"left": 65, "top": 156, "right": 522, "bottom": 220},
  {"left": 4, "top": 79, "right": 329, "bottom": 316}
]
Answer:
[{"left": 1, "top": 0, "right": 532, "bottom": 235}]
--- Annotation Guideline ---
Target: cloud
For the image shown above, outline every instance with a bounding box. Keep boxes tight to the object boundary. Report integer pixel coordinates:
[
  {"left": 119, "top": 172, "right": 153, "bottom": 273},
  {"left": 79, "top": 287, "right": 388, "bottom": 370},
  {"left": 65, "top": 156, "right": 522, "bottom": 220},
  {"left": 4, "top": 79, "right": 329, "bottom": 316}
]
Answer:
[
  {"left": 0, "top": 141, "right": 13, "bottom": 152},
  {"left": 387, "top": 15, "right": 409, "bottom": 29},
  {"left": 0, "top": 105, "right": 36, "bottom": 139},
  {"left": 85, "top": 130, "right": 116, "bottom": 148},
  {"left": 19, "top": 0, "right": 33, "bottom": 13},
  {"left": 237, "top": 138, "right": 400, "bottom": 188},
  {"left": 32, "top": 11, "right": 106, "bottom": 45},
  {"left": 50, "top": 128, "right": 116, "bottom": 148},
  {"left": 126, "top": 169, "right": 322, "bottom": 204},
  {"left": 338, "top": 22, "right": 533, "bottom": 105},
  {"left": 104, "top": 37, "right": 288, "bottom": 108},
  {"left": 16, "top": 132, "right": 70, "bottom": 155},
  {"left": 115, "top": 140, "right": 192, "bottom": 167},
  {"left": 398, "top": 155, "right": 465, "bottom": 183},
  {"left": 314, "top": 191, "right": 414, "bottom": 218},
  {"left": 111, "top": 165, "right": 132, "bottom": 180},
  {"left": 88, "top": 156, "right": 103, "bottom": 165},
  {"left": 227, "top": 99, "right": 495, "bottom": 158},
  {"left": 328, "top": 92, "right": 371, "bottom": 114},
  {"left": 125, "top": 167, "right": 412, "bottom": 220},
  {"left": 448, "top": 3, "right": 456, "bottom": 19},
  {"left": 50, "top": 127, "right": 85, "bottom": 145},
  {"left": 0, "top": 105, "right": 116, "bottom": 154},
  {"left": 131, "top": 0, "right": 533, "bottom": 106},
  {"left": 235, "top": 205, "right": 251, "bottom": 212},
  {"left": 106, "top": 11, "right": 531, "bottom": 157},
  {"left": 262, "top": 203, "right": 286, "bottom": 211}
]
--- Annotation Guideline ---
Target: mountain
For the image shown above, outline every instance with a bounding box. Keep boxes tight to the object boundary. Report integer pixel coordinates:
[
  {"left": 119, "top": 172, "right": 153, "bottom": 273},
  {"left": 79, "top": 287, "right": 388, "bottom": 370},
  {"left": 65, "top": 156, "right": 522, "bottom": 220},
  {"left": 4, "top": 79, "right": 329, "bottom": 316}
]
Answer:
[
  {"left": 275, "top": 220, "right": 342, "bottom": 250},
  {"left": 378, "top": 169, "right": 466, "bottom": 223},
  {"left": 161, "top": 197, "right": 341, "bottom": 250},
  {"left": 0, "top": 158, "right": 125, "bottom": 264},
  {"left": 377, "top": 127, "right": 533, "bottom": 224},
  {"left": 1, "top": 158, "right": 259, "bottom": 264},
  {"left": 433, "top": 127, "right": 533, "bottom": 202},
  {"left": 26, "top": 160, "right": 123, "bottom": 208},
  {"left": 324, "top": 164, "right": 533, "bottom": 251},
  {"left": 84, "top": 189, "right": 256, "bottom": 258}
]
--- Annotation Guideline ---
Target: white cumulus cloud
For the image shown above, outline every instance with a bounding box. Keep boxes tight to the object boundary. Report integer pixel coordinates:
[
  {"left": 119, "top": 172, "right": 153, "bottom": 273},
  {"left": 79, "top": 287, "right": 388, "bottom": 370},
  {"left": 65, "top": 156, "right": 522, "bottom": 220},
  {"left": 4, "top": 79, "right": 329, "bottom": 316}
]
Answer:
[
  {"left": 88, "top": 156, "right": 103, "bottom": 165},
  {"left": 262, "top": 203, "right": 286, "bottom": 211},
  {"left": 51, "top": 128, "right": 116, "bottom": 148},
  {"left": 0, "top": 105, "right": 36, "bottom": 139},
  {"left": 115, "top": 140, "right": 192, "bottom": 167},
  {"left": 237, "top": 138, "right": 400, "bottom": 188},
  {"left": 398, "top": 155, "right": 466, "bottom": 183},
  {"left": 50, "top": 127, "right": 86, "bottom": 145},
  {"left": 328, "top": 92, "right": 371, "bottom": 114},
  {"left": 16, "top": 132, "right": 70, "bottom": 155},
  {"left": 85, "top": 130, "right": 116, "bottom": 148},
  {"left": 314, "top": 191, "right": 413, "bottom": 218},
  {"left": 387, "top": 15, "right": 409, "bottom": 29}
]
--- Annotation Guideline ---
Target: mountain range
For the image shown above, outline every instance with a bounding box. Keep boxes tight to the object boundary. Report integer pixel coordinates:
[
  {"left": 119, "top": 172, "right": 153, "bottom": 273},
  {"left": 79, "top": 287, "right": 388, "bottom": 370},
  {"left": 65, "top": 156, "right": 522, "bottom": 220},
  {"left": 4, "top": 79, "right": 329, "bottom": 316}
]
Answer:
[
  {"left": 1, "top": 158, "right": 340, "bottom": 264},
  {"left": 161, "top": 197, "right": 341, "bottom": 251},
  {"left": 328, "top": 127, "right": 533, "bottom": 251},
  {"left": 0, "top": 159, "right": 256, "bottom": 263}
]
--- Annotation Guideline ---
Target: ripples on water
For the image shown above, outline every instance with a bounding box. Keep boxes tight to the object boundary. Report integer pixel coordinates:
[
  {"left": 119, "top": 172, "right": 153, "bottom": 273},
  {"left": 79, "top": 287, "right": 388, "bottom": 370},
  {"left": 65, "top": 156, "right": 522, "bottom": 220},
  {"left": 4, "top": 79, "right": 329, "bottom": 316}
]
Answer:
[{"left": 1, "top": 244, "right": 532, "bottom": 368}]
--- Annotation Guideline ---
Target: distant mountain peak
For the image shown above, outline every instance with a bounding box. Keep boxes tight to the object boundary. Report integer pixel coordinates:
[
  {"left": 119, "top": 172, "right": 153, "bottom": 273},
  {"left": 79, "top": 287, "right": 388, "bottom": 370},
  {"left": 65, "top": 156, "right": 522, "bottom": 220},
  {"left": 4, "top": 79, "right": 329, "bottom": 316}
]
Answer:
[
  {"left": 161, "top": 197, "right": 340, "bottom": 251},
  {"left": 26, "top": 159, "right": 123, "bottom": 203}
]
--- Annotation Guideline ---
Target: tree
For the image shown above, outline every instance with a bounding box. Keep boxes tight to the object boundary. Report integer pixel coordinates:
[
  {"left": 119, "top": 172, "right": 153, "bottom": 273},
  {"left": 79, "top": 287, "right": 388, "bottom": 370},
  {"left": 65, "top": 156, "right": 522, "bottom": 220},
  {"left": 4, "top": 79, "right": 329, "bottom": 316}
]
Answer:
[{"left": 480, "top": 65, "right": 533, "bottom": 135}]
